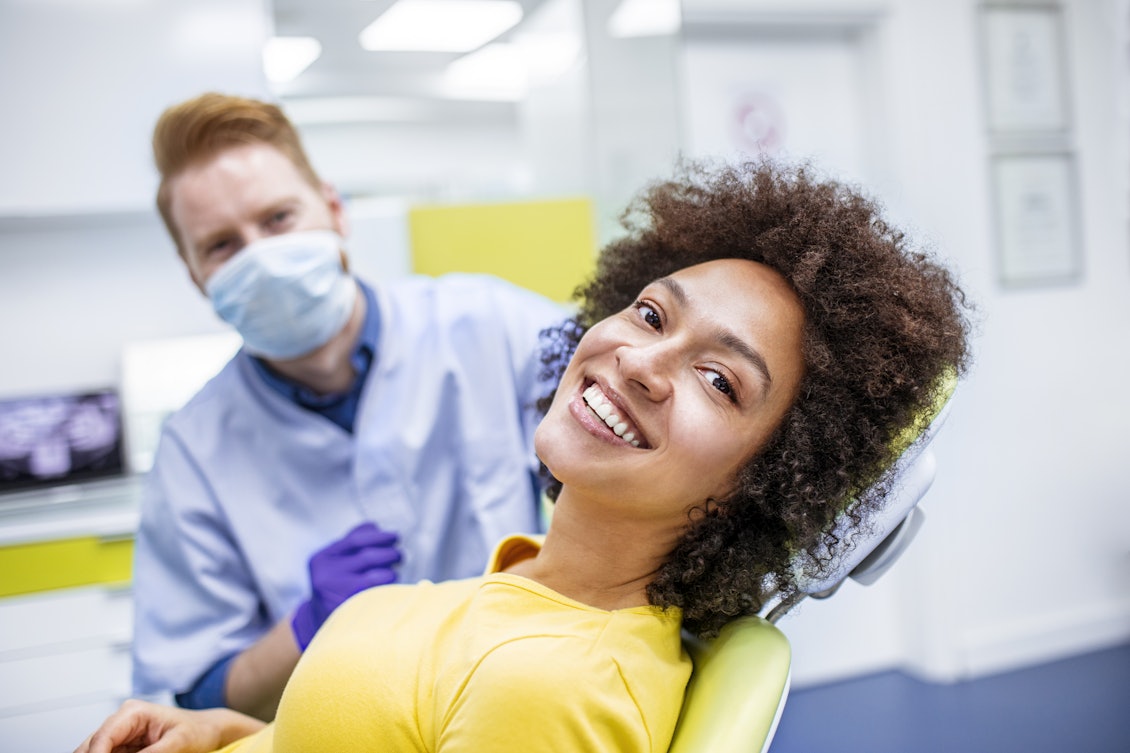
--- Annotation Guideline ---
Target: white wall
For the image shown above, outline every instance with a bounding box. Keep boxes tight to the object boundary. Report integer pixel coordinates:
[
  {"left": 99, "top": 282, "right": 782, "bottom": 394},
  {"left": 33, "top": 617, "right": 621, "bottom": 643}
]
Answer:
[
  {"left": 295, "top": 119, "right": 530, "bottom": 203},
  {"left": 681, "top": 0, "right": 1130, "bottom": 687},
  {"left": 926, "top": 0, "right": 1130, "bottom": 680},
  {"left": 0, "top": 215, "right": 226, "bottom": 398},
  {"left": 0, "top": 0, "right": 271, "bottom": 398},
  {"left": 0, "top": 0, "right": 271, "bottom": 215}
]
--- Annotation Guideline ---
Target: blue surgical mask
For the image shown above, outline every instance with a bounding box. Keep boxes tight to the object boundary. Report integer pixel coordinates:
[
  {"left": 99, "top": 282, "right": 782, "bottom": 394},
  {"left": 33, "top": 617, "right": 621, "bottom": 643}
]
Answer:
[{"left": 205, "top": 229, "right": 356, "bottom": 360}]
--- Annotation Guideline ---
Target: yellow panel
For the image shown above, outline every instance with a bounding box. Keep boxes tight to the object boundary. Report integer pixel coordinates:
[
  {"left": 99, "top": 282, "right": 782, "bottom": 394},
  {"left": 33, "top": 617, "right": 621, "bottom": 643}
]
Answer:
[
  {"left": 0, "top": 536, "right": 134, "bottom": 598},
  {"left": 96, "top": 537, "right": 135, "bottom": 585},
  {"left": 408, "top": 197, "right": 597, "bottom": 303}
]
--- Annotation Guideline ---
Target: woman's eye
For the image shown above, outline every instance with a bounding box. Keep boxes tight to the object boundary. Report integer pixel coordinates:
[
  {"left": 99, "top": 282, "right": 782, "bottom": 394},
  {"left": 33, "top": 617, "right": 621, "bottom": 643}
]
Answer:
[
  {"left": 704, "top": 369, "right": 737, "bottom": 402},
  {"left": 635, "top": 301, "right": 662, "bottom": 330}
]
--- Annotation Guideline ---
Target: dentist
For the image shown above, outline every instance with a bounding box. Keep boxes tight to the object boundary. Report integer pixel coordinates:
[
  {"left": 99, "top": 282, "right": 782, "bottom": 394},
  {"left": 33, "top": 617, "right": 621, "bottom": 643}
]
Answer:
[{"left": 131, "top": 92, "right": 565, "bottom": 720}]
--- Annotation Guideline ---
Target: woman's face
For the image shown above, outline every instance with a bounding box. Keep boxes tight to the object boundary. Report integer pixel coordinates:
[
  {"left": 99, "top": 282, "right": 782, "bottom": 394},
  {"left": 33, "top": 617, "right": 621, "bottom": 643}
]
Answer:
[{"left": 536, "top": 258, "right": 806, "bottom": 522}]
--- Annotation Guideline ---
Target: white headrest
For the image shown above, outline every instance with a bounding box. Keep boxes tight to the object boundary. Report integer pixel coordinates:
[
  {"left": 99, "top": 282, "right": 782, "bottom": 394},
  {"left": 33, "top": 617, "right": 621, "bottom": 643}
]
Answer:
[{"left": 792, "top": 392, "right": 955, "bottom": 595}]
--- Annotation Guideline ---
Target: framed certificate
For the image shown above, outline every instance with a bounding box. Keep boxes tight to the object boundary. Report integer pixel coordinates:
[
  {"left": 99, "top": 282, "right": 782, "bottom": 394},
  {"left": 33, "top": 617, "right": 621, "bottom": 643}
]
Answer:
[
  {"left": 981, "top": 4, "right": 1070, "bottom": 133},
  {"left": 990, "top": 152, "right": 1081, "bottom": 286}
]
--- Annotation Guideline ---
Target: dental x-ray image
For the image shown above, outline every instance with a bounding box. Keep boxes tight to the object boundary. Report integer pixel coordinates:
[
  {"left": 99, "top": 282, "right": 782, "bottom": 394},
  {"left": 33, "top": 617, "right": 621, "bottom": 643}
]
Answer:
[{"left": 0, "top": 389, "right": 125, "bottom": 494}]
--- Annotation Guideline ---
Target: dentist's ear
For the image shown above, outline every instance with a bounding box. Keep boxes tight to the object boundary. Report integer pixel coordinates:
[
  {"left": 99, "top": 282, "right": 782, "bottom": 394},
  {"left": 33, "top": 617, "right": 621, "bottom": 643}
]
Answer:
[
  {"left": 321, "top": 182, "right": 352, "bottom": 274},
  {"left": 321, "top": 182, "right": 351, "bottom": 239}
]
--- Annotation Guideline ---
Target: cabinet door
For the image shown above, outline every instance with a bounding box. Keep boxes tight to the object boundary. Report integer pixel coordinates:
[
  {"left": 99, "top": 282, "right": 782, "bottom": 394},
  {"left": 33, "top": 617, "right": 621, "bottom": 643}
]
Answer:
[
  {"left": 0, "top": 696, "right": 124, "bottom": 753},
  {"left": 0, "top": 585, "right": 133, "bottom": 751},
  {"left": 0, "top": 584, "right": 132, "bottom": 653},
  {"left": 0, "top": 639, "right": 131, "bottom": 711}
]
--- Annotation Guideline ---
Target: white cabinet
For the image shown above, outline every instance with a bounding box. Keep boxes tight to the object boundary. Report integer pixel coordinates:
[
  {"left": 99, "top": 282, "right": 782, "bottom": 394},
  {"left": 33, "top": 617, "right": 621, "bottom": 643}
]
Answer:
[
  {"left": 0, "top": 585, "right": 134, "bottom": 752},
  {"left": 0, "top": 481, "right": 142, "bottom": 752}
]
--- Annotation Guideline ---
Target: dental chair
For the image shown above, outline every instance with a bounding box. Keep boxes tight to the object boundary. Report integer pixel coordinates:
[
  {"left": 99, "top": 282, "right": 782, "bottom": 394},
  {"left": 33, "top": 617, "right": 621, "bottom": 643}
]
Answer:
[{"left": 668, "top": 377, "right": 958, "bottom": 753}]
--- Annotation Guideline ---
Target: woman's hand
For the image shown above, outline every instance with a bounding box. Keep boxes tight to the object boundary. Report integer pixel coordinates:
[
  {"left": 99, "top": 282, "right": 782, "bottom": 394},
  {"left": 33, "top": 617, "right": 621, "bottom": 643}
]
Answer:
[{"left": 73, "top": 699, "right": 265, "bottom": 753}]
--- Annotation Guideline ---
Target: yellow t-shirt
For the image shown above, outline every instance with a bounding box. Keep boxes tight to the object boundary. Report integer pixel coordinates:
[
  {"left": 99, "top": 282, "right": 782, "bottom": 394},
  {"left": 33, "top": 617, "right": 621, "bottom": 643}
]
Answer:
[{"left": 216, "top": 535, "right": 690, "bottom": 753}]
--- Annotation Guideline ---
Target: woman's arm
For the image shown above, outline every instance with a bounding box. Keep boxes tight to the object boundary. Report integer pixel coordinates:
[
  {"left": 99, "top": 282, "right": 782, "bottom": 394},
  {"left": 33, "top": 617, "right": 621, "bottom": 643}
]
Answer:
[{"left": 73, "top": 699, "right": 265, "bottom": 753}]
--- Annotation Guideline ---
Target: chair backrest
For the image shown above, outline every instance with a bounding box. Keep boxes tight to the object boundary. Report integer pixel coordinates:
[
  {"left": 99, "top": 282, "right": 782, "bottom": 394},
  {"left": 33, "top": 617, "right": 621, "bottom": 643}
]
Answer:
[{"left": 668, "top": 616, "right": 792, "bottom": 753}]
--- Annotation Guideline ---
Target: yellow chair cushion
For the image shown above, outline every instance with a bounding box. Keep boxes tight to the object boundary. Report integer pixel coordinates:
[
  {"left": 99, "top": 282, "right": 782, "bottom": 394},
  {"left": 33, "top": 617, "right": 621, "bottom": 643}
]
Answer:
[{"left": 668, "top": 616, "right": 792, "bottom": 753}]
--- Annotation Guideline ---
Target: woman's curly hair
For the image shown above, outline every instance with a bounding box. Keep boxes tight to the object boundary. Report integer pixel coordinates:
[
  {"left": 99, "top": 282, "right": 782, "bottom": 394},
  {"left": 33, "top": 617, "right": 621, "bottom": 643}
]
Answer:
[{"left": 538, "top": 159, "right": 972, "bottom": 638}]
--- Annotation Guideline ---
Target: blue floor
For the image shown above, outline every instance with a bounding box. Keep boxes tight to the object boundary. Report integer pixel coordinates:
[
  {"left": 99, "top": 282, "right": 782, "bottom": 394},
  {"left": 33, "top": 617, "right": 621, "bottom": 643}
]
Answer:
[{"left": 768, "top": 643, "right": 1130, "bottom": 753}]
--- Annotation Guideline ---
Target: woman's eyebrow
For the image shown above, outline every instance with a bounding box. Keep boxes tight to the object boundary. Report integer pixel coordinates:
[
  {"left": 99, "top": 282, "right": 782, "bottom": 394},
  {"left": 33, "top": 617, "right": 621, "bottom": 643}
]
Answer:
[
  {"left": 716, "top": 329, "right": 772, "bottom": 385},
  {"left": 655, "top": 276, "right": 687, "bottom": 306},
  {"left": 655, "top": 276, "right": 772, "bottom": 385}
]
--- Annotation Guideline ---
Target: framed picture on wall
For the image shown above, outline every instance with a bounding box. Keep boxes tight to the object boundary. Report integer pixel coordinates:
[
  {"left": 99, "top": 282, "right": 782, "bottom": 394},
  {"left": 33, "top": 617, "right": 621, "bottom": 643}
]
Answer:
[
  {"left": 990, "top": 152, "right": 1082, "bottom": 287},
  {"left": 980, "top": 3, "right": 1070, "bottom": 133}
]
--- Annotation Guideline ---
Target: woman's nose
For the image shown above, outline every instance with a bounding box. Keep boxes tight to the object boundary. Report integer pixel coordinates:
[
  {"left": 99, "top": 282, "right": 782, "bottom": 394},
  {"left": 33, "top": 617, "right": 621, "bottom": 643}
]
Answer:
[{"left": 616, "top": 342, "right": 675, "bottom": 401}]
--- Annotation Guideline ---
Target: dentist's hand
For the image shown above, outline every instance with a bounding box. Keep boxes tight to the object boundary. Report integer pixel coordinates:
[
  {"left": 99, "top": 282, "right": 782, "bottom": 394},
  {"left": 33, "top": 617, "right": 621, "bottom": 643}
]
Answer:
[{"left": 291, "top": 522, "right": 402, "bottom": 650}]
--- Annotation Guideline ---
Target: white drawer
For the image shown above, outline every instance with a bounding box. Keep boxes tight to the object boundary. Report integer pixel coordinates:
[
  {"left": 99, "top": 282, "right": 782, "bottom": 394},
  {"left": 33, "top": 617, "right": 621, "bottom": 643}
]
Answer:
[
  {"left": 0, "top": 695, "right": 125, "bottom": 753},
  {"left": 0, "top": 641, "right": 130, "bottom": 712},
  {"left": 0, "top": 585, "right": 132, "bottom": 655}
]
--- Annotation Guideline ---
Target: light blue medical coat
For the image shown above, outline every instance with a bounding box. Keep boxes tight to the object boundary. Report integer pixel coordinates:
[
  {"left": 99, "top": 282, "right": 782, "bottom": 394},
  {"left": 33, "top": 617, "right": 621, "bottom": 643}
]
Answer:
[{"left": 131, "top": 273, "right": 568, "bottom": 696}]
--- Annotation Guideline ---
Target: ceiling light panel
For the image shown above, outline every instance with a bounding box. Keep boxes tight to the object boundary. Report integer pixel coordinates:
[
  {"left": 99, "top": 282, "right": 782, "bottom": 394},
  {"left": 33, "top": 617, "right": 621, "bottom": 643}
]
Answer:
[
  {"left": 359, "top": 0, "right": 524, "bottom": 53},
  {"left": 263, "top": 36, "right": 322, "bottom": 83},
  {"left": 442, "top": 42, "right": 526, "bottom": 100},
  {"left": 608, "top": 0, "right": 680, "bottom": 38}
]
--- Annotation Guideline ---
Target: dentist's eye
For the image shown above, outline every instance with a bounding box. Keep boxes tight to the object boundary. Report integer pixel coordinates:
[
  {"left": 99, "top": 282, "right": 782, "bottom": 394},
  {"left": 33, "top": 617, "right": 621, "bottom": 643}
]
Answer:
[
  {"left": 208, "top": 239, "right": 233, "bottom": 255},
  {"left": 634, "top": 301, "right": 662, "bottom": 330},
  {"left": 265, "top": 208, "right": 295, "bottom": 232}
]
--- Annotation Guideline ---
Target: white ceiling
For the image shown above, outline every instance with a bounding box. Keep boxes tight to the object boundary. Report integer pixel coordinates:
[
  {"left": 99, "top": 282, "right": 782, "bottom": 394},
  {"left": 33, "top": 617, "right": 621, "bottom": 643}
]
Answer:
[{"left": 269, "top": 0, "right": 552, "bottom": 103}]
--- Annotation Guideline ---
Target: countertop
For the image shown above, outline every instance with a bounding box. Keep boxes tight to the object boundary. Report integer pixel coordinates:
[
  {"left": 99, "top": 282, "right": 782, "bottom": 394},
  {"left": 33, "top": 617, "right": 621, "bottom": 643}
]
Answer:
[{"left": 0, "top": 477, "right": 142, "bottom": 546}]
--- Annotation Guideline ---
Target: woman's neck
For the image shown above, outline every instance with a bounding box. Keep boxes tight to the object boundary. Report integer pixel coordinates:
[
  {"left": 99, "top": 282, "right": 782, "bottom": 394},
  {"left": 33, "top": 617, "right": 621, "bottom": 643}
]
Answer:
[{"left": 505, "top": 488, "right": 686, "bottom": 612}]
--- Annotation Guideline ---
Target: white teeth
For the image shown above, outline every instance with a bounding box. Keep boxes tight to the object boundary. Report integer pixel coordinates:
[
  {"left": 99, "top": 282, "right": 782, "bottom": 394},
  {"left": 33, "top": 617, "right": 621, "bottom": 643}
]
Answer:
[{"left": 583, "top": 383, "right": 644, "bottom": 448}]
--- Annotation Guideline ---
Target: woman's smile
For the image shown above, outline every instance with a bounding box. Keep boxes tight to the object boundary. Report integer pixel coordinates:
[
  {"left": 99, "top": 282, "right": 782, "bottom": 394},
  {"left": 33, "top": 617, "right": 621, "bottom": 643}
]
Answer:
[
  {"left": 582, "top": 382, "right": 646, "bottom": 447},
  {"left": 567, "top": 380, "right": 649, "bottom": 449}
]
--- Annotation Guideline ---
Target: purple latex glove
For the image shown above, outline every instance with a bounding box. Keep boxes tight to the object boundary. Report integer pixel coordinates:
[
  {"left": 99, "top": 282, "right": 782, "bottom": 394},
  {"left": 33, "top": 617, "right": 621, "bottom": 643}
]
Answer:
[{"left": 291, "top": 522, "right": 402, "bottom": 650}]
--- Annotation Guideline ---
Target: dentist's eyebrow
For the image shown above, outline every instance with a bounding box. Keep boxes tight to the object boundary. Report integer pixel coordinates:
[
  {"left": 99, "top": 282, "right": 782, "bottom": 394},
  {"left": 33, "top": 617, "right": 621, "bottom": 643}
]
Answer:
[{"left": 656, "top": 276, "right": 772, "bottom": 385}]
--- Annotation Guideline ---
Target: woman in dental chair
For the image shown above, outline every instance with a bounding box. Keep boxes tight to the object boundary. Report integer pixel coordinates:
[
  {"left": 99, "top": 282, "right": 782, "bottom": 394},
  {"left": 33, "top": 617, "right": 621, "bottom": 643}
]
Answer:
[{"left": 76, "top": 159, "right": 971, "bottom": 753}]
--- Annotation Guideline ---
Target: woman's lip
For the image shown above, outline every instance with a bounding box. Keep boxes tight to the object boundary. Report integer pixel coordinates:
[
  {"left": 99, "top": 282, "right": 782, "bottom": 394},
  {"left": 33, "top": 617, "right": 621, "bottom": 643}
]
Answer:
[{"left": 571, "top": 380, "right": 647, "bottom": 448}]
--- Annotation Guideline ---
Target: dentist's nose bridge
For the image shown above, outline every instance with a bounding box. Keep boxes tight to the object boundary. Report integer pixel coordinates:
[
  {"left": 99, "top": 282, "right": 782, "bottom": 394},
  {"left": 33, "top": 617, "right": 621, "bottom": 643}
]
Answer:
[
  {"left": 241, "top": 225, "right": 273, "bottom": 247},
  {"left": 226, "top": 225, "right": 274, "bottom": 256}
]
